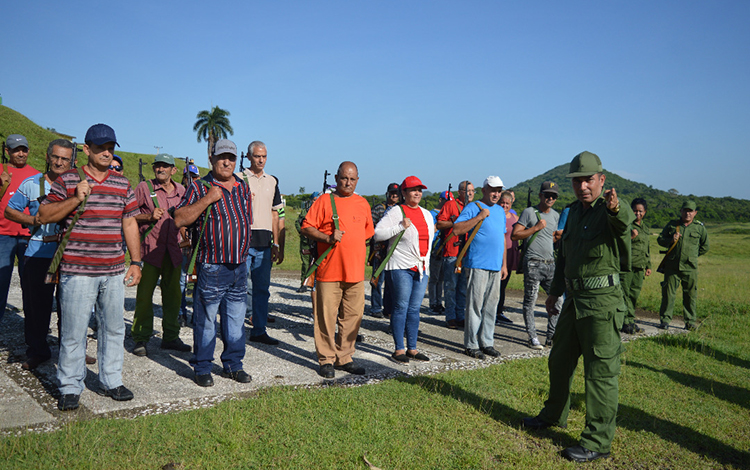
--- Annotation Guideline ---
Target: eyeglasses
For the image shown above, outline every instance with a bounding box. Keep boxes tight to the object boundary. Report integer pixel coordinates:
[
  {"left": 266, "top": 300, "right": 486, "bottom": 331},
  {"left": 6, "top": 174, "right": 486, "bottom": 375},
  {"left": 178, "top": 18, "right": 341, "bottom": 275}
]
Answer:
[
  {"left": 109, "top": 165, "right": 123, "bottom": 172},
  {"left": 543, "top": 193, "right": 558, "bottom": 199}
]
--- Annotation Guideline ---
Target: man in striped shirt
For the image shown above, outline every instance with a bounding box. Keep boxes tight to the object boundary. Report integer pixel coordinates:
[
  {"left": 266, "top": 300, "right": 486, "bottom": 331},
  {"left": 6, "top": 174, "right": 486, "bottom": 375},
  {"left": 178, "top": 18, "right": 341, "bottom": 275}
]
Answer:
[
  {"left": 39, "top": 124, "right": 143, "bottom": 411},
  {"left": 174, "top": 139, "right": 253, "bottom": 387}
]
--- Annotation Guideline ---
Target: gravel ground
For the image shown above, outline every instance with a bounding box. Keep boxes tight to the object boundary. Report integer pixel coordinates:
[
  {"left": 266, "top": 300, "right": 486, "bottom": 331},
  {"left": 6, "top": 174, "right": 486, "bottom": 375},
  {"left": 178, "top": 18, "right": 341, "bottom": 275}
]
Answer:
[{"left": 0, "top": 270, "right": 681, "bottom": 436}]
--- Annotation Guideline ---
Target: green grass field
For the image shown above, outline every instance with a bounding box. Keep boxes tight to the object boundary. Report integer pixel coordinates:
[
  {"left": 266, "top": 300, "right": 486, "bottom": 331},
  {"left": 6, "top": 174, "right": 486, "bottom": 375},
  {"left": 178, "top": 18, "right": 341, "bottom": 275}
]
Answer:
[{"left": 1, "top": 224, "right": 748, "bottom": 468}]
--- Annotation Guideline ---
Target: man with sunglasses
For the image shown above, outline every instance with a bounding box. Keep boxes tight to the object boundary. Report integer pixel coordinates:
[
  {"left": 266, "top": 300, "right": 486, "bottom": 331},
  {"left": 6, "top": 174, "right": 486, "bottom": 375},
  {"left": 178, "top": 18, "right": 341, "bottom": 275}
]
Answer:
[
  {"left": 512, "top": 181, "right": 564, "bottom": 349},
  {"left": 109, "top": 155, "right": 124, "bottom": 174},
  {"left": 131, "top": 154, "right": 190, "bottom": 357}
]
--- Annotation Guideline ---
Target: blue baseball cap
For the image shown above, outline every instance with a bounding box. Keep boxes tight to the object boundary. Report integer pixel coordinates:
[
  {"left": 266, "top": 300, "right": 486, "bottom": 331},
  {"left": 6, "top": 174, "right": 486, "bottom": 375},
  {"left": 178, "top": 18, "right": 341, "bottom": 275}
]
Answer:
[{"left": 85, "top": 123, "right": 120, "bottom": 147}]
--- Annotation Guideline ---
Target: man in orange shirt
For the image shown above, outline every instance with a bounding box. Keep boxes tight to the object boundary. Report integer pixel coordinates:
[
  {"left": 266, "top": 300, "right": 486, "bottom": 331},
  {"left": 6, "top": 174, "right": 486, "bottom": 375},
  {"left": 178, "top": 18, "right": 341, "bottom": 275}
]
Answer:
[{"left": 301, "top": 161, "right": 374, "bottom": 379}]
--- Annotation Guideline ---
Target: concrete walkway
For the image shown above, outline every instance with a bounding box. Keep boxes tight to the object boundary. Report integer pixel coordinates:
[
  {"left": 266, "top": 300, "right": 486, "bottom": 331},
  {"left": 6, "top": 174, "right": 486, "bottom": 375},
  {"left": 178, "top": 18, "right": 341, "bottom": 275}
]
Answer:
[{"left": 0, "top": 271, "right": 682, "bottom": 435}]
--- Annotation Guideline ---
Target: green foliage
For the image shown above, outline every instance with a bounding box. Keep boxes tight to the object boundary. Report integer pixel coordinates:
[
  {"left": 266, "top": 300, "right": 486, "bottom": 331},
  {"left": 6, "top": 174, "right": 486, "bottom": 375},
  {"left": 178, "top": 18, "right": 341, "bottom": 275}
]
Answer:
[
  {"left": 509, "top": 163, "right": 750, "bottom": 228},
  {"left": 193, "top": 106, "right": 234, "bottom": 158}
]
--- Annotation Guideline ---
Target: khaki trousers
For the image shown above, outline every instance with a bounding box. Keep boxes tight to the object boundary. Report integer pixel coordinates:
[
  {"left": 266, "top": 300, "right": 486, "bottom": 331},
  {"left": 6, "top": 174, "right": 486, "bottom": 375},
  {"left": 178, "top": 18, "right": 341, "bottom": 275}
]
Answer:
[{"left": 314, "top": 281, "right": 365, "bottom": 366}]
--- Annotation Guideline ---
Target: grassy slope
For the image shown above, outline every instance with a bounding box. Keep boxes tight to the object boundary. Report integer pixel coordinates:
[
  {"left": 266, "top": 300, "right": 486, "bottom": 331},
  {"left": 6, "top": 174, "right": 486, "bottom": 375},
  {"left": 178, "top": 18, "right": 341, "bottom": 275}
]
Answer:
[{"left": 1, "top": 225, "right": 748, "bottom": 469}]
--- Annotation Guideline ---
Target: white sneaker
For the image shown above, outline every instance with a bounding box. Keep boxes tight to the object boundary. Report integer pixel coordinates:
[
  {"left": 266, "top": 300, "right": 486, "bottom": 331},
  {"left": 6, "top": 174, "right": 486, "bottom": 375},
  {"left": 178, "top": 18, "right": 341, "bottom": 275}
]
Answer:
[{"left": 529, "top": 338, "right": 544, "bottom": 350}]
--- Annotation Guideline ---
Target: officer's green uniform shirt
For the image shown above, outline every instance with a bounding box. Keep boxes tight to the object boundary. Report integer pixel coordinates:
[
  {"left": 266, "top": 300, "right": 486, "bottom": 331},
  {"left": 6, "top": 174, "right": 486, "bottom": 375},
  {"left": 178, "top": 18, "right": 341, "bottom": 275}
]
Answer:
[
  {"left": 630, "top": 220, "right": 651, "bottom": 271},
  {"left": 551, "top": 196, "right": 635, "bottom": 316},
  {"left": 657, "top": 219, "right": 709, "bottom": 272}
]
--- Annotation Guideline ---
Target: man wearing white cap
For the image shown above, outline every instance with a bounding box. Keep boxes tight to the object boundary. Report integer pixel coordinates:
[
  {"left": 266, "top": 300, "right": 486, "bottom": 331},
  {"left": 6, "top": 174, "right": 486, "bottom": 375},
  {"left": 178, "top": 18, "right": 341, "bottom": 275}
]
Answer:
[{"left": 452, "top": 176, "right": 508, "bottom": 359}]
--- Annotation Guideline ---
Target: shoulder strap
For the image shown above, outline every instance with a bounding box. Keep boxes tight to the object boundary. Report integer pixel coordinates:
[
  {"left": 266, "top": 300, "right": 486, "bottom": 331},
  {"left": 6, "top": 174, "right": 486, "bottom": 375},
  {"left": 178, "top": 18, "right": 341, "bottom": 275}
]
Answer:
[
  {"left": 46, "top": 169, "right": 90, "bottom": 281},
  {"left": 303, "top": 193, "right": 339, "bottom": 280},
  {"left": 371, "top": 205, "right": 407, "bottom": 282},
  {"left": 140, "top": 180, "right": 161, "bottom": 242}
]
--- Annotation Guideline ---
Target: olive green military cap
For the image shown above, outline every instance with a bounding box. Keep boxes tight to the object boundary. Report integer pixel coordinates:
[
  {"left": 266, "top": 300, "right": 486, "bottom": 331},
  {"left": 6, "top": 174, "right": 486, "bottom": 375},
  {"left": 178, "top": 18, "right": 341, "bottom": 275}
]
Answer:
[
  {"left": 567, "top": 151, "right": 603, "bottom": 178},
  {"left": 681, "top": 200, "right": 697, "bottom": 211}
]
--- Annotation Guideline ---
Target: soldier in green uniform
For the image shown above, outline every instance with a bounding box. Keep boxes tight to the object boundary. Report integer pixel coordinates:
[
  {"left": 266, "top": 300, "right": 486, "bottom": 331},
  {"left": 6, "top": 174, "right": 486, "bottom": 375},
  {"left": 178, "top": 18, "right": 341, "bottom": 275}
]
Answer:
[
  {"left": 620, "top": 198, "right": 651, "bottom": 334},
  {"left": 656, "top": 200, "right": 708, "bottom": 330},
  {"left": 522, "top": 151, "right": 634, "bottom": 463}
]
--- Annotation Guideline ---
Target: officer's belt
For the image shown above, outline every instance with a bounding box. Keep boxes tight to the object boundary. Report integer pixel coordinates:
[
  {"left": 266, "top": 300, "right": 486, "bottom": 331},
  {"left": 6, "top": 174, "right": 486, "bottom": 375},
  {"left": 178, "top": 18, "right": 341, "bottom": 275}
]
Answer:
[
  {"left": 565, "top": 273, "right": 620, "bottom": 291},
  {"left": 527, "top": 258, "right": 555, "bottom": 264}
]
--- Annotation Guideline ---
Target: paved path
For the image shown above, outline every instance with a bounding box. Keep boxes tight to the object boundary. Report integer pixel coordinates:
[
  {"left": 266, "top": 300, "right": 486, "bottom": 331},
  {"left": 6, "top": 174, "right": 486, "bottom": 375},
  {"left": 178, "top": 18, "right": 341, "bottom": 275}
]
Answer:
[{"left": 0, "top": 271, "right": 682, "bottom": 435}]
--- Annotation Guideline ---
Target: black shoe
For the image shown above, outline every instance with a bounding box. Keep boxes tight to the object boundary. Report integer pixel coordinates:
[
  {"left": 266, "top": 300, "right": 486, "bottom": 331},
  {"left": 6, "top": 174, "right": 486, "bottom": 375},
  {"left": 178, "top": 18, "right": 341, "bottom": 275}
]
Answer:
[
  {"left": 161, "top": 338, "right": 191, "bottom": 352},
  {"left": 97, "top": 385, "right": 134, "bottom": 401},
  {"left": 297, "top": 286, "right": 308, "bottom": 293},
  {"left": 658, "top": 322, "right": 669, "bottom": 330},
  {"left": 58, "top": 394, "right": 80, "bottom": 411},
  {"left": 406, "top": 351, "right": 430, "bottom": 362},
  {"left": 133, "top": 341, "right": 148, "bottom": 357},
  {"left": 437, "top": 304, "right": 445, "bottom": 313},
  {"left": 481, "top": 347, "right": 500, "bottom": 358},
  {"left": 621, "top": 323, "right": 634, "bottom": 334},
  {"left": 22, "top": 356, "right": 49, "bottom": 371},
  {"left": 522, "top": 415, "right": 565, "bottom": 430},
  {"left": 371, "top": 310, "right": 384, "bottom": 319},
  {"left": 225, "top": 370, "right": 252, "bottom": 383},
  {"left": 633, "top": 324, "right": 645, "bottom": 334},
  {"left": 685, "top": 322, "right": 697, "bottom": 331},
  {"left": 457, "top": 319, "right": 465, "bottom": 328},
  {"left": 562, "top": 445, "right": 610, "bottom": 462},
  {"left": 248, "top": 333, "right": 280, "bottom": 345},
  {"left": 267, "top": 316, "right": 276, "bottom": 323},
  {"left": 318, "top": 363, "right": 335, "bottom": 379},
  {"left": 334, "top": 361, "right": 366, "bottom": 375},
  {"left": 496, "top": 314, "right": 513, "bottom": 324},
  {"left": 464, "top": 348, "right": 485, "bottom": 360},
  {"left": 446, "top": 320, "right": 459, "bottom": 329},
  {"left": 195, "top": 373, "right": 214, "bottom": 387},
  {"left": 544, "top": 338, "right": 554, "bottom": 348},
  {"left": 391, "top": 352, "right": 410, "bottom": 364}
]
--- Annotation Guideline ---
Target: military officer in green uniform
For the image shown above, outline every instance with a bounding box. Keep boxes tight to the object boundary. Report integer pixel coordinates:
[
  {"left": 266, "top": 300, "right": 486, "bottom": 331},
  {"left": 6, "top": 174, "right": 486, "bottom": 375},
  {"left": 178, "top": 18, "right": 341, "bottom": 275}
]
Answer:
[
  {"left": 656, "top": 200, "right": 708, "bottom": 330},
  {"left": 522, "top": 151, "right": 634, "bottom": 463},
  {"left": 620, "top": 198, "right": 651, "bottom": 334}
]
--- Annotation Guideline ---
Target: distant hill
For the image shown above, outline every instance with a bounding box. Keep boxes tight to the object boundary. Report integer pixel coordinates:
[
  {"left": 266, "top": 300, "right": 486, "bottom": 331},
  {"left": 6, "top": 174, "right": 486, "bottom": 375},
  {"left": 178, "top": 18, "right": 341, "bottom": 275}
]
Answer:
[
  {"left": 1, "top": 105, "right": 207, "bottom": 189},
  {"left": 508, "top": 163, "right": 750, "bottom": 228}
]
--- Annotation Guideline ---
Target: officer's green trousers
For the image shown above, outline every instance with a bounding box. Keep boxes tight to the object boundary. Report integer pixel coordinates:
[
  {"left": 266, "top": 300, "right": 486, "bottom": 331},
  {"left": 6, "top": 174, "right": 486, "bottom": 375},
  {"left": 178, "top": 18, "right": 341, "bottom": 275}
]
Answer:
[
  {"left": 620, "top": 269, "right": 646, "bottom": 325},
  {"left": 539, "top": 302, "right": 623, "bottom": 453},
  {"left": 659, "top": 270, "right": 698, "bottom": 324}
]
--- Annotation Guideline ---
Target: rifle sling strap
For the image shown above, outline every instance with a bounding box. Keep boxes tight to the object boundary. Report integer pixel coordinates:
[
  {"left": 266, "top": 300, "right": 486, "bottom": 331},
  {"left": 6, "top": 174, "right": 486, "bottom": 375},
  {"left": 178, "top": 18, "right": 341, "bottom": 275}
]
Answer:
[
  {"left": 303, "top": 193, "right": 339, "bottom": 280},
  {"left": 455, "top": 202, "right": 485, "bottom": 270},
  {"left": 140, "top": 180, "right": 160, "bottom": 242},
  {"left": 186, "top": 180, "right": 215, "bottom": 282},
  {"left": 371, "top": 205, "right": 407, "bottom": 281},
  {"left": 46, "top": 168, "right": 90, "bottom": 280}
]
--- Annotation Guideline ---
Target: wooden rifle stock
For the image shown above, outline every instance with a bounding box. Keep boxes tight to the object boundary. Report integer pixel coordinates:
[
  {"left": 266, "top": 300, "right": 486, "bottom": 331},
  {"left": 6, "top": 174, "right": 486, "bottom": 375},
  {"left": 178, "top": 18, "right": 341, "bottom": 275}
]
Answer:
[{"left": 656, "top": 226, "right": 680, "bottom": 274}]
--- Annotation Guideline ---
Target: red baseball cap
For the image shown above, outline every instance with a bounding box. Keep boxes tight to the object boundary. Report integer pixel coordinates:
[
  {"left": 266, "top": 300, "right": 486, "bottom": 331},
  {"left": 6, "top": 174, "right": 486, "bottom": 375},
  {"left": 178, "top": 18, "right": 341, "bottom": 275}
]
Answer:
[{"left": 401, "top": 176, "right": 427, "bottom": 190}]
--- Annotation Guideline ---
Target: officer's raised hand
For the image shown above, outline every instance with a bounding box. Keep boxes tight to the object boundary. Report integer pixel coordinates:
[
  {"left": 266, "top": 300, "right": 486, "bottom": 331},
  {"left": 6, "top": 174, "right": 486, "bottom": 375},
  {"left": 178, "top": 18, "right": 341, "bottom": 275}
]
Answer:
[{"left": 604, "top": 187, "right": 619, "bottom": 211}]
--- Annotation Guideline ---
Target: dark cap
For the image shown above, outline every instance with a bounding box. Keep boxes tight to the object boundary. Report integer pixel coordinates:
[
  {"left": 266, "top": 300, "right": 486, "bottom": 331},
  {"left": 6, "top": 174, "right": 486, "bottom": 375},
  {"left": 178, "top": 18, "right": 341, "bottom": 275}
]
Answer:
[
  {"left": 540, "top": 181, "right": 559, "bottom": 194},
  {"left": 85, "top": 124, "right": 120, "bottom": 147},
  {"left": 5, "top": 134, "right": 29, "bottom": 150},
  {"left": 681, "top": 200, "right": 697, "bottom": 211},
  {"left": 386, "top": 183, "right": 400, "bottom": 193},
  {"left": 567, "top": 151, "right": 602, "bottom": 178},
  {"left": 112, "top": 155, "right": 123, "bottom": 166}
]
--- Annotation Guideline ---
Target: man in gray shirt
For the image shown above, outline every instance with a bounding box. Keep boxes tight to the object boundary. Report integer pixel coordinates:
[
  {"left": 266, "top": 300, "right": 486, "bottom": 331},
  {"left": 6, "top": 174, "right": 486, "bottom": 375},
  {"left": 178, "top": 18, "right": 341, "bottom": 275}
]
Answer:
[{"left": 512, "top": 181, "right": 564, "bottom": 349}]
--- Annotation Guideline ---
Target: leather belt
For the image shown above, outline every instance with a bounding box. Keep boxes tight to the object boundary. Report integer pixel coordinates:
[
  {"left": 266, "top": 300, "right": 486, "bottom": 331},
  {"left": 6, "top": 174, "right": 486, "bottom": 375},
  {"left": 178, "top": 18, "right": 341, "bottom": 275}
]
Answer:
[{"left": 566, "top": 273, "right": 620, "bottom": 291}]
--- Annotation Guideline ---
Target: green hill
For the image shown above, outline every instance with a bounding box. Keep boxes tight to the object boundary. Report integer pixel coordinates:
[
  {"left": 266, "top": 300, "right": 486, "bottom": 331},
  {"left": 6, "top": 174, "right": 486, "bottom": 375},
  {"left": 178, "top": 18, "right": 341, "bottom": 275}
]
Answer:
[
  {"left": 1, "top": 105, "right": 206, "bottom": 189},
  {"left": 508, "top": 163, "right": 750, "bottom": 229}
]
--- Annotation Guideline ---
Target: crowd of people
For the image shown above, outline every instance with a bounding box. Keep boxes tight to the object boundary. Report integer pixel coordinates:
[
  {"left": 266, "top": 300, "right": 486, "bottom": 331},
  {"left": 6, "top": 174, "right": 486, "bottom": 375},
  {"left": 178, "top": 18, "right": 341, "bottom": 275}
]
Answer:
[{"left": 1, "top": 130, "right": 710, "bottom": 461}]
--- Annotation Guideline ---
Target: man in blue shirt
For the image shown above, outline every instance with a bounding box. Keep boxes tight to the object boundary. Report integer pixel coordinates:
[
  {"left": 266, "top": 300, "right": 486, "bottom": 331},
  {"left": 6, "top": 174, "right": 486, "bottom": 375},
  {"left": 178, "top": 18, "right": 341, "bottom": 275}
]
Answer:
[
  {"left": 453, "top": 176, "right": 508, "bottom": 359},
  {"left": 4, "top": 139, "right": 75, "bottom": 370}
]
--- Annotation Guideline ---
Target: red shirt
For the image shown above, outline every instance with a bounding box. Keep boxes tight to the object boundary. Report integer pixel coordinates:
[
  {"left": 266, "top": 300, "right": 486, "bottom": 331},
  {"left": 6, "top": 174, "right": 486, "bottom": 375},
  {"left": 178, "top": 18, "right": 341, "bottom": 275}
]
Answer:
[
  {"left": 436, "top": 198, "right": 465, "bottom": 257},
  {"left": 136, "top": 179, "right": 185, "bottom": 268},
  {"left": 0, "top": 164, "right": 40, "bottom": 236}
]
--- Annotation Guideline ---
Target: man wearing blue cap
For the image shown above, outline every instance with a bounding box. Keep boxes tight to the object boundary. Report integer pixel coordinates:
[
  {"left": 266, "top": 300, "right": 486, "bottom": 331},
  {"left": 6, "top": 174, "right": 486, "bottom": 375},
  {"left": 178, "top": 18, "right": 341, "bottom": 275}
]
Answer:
[
  {"left": 131, "top": 154, "right": 190, "bottom": 356},
  {"left": 0, "top": 134, "right": 40, "bottom": 323},
  {"left": 39, "top": 123, "right": 143, "bottom": 411}
]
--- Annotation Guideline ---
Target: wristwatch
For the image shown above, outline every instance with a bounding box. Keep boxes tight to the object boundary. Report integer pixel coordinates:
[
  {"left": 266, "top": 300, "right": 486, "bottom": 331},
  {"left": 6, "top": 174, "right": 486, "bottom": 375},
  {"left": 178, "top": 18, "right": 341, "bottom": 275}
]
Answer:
[
  {"left": 272, "top": 243, "right": 280, "bottom": 249},
  {"left": 130, "top": 261, "right": 143, "bottom": 268}
]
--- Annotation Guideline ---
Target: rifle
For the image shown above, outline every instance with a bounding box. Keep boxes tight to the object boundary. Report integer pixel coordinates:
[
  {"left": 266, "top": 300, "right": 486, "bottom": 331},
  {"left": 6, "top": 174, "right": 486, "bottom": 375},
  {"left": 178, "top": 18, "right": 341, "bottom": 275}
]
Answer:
[
  {"left": 239, "top": 151, "right": 245, "bottom": 172},
  {"left": 455, "top": 202, "right": 484, "bottom": 273},
  {"left": 71, "top": 144, "right": 79, "bottom": 169},
  {"left": 1, "top": 141, "right": 6, "bottom": 164},
  {"left": 656, "top": 226, "right": 680, "bottom": 274},
  {"left": 527, "top": 187, "right": 532, "bottom": 208},
  {"left": 432, "top": 183, "right": 452, "bottom": 256},
  {"left": 370, "top": 206, "right": 407, "bottom": 287},
  {"left": 138, "top": 158, "right": 145, "bottom": 183},
  {"left": 0, "top": 141, "right": 8, "bottom": 200},
  {"left": 322, "top": 170, "right": 330, "bottom": 193}
]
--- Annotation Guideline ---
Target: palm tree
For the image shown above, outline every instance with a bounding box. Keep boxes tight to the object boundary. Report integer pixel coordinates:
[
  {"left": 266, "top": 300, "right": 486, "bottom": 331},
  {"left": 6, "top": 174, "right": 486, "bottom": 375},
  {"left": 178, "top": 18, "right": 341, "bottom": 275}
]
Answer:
[{"left": 193, "top": 106, "right": 234, "bottom": 157}]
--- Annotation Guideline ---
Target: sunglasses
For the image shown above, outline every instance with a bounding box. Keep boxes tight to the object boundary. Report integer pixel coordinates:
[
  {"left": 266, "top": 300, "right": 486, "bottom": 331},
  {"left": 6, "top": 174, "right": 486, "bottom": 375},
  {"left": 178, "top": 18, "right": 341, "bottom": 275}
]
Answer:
[
  {"left": 543, "top": 193, "right": 558, "bottom": 199},
  {"left": 110, "top": 165, "right": 123, "bottom": 172}
]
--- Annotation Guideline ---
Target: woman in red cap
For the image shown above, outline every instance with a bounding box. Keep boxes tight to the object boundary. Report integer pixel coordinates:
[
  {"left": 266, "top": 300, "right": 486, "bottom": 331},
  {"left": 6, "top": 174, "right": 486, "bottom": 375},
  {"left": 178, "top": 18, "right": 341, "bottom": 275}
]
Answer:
[{"left": 373, "top": 176, "right": 435, "bottom": 364}]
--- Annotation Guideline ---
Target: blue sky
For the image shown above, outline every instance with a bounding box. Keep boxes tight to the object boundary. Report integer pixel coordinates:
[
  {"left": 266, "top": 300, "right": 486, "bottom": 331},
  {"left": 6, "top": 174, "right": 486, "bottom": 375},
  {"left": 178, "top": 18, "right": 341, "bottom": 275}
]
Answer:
[{"left": 3, "top": 1, "right": 749, "bottom": 199}]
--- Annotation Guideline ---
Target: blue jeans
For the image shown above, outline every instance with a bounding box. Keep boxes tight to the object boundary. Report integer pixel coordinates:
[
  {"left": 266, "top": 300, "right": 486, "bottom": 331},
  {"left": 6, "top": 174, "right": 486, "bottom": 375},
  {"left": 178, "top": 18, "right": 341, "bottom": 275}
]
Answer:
[
  {"left": 428, "top": 253, "right": 444, "bottom": 306},
  {"left": 246, "top": 247, "right": 272, "bottom": 337},
  {"left": 385, "top": 269, "right": 429, "bottom": 351},
  {"left": 464, "top": 268, "right": 501, "bottom": 349},
  {"left": 442, "top": 256, "right": 466, "bottom": 321},
  {"left": 0, "top": 235, "right": 28, "bottom": 323},
  {"left": 58, "top": 273, "right": 126, "bottom": 395},
  {"left": 191, "top": 262, "right": 247, "bottom": 375},
  {"left": 180, "top": 251, "right": 190, "bottom": 317}
]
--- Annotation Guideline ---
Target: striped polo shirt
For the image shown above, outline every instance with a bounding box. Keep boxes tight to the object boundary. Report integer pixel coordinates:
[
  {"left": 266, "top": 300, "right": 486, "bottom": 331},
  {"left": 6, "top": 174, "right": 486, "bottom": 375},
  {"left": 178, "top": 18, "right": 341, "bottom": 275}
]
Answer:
[
  {"left": 177, "top": 172, "right": 252, "bottom": 264},
  {"left": 43, "top": 167, "right": 139, "bottom": 276}
]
